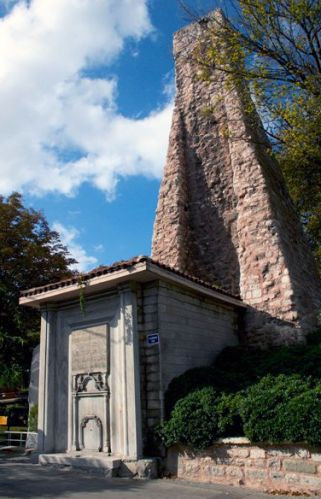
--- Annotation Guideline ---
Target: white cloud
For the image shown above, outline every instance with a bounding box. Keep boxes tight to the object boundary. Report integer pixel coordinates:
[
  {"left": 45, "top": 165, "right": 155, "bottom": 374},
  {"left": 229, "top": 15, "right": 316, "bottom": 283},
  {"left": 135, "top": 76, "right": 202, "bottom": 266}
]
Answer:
[
  {"left": 94, "top": 244, "right": 104, "bottom": 252},
  {"left": 0, "top": 0, "right": 173, "bottom": 198},
  {"left": 53, "top": 222, "right": 98, "bottom": 272}
]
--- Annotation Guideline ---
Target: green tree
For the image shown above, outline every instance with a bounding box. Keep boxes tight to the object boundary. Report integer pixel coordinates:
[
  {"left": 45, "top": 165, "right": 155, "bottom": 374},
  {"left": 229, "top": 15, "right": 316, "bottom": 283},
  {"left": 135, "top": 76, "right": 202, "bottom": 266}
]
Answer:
[
  {"left": 190, "top": 0, "right": 321, "bottom": 270},
  {"left": 0, "top": 193, "right": 76, "bottom": 386}
]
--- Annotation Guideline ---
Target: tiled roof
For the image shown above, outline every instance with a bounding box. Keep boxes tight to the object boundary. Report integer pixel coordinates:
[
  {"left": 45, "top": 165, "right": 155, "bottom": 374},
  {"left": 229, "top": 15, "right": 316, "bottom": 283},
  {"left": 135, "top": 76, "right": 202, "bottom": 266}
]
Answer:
[{"left": 20, "top": 255, "right": 240, "bottom": 300}]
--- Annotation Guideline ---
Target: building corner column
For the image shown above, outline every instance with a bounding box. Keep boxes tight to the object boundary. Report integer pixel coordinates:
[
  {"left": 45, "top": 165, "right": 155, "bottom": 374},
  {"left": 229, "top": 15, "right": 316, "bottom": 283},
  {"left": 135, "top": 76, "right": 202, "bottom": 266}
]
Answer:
[
  {"left": 37, "top": 304, "right": 57, "bottom": 453},
  {"left": 118, "top": 283, "right": 142, "bottom": 459}
]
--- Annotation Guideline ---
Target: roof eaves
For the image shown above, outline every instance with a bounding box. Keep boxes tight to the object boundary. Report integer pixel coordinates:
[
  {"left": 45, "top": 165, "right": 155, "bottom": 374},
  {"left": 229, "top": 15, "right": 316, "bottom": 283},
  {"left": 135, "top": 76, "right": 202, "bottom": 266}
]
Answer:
[
  {"left": 19, "top": 255, "right": 243, "bottom": 307},
  {"left": 20, "top": 255, "right": 148, "bottom": 298}
]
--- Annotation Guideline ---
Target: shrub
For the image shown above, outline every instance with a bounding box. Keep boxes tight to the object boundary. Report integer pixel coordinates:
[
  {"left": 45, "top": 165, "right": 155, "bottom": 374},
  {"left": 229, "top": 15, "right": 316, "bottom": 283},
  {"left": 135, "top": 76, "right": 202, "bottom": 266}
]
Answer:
[
  {"left": 164, "top": 366, "right": 218, "bottom": 417},
  {"left": 161, "top": 334, "right": 321, "bottom": 449},
  {"left": 160, "top": 387, "right": 219, "bottom": 449},
  {"left": 284, "top": 385, "right": 321, "bottom": 445},
  {"left": 216, "top": 392, "right": 245, "bottom": 437},
  {"left": 164, "top": 334, "right": 321, "bottom": 420},
  {"left": 162, "top": 373, "right": 321, "bottom": 449},
  {"left": 240, "top": 374, "right": 321, "bottom": 444}
]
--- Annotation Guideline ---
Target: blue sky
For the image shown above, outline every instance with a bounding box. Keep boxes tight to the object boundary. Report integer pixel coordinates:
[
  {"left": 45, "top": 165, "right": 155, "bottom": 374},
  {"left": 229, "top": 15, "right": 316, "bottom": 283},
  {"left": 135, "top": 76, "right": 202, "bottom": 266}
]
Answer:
[{"left": 0, "top": 0, "right": 216, "bottom": 271}]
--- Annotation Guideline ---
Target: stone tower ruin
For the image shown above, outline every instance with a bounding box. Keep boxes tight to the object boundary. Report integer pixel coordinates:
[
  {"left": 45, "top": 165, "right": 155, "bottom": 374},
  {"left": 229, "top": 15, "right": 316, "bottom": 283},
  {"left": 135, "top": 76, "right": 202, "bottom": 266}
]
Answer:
[{"left": 152, "top": 12, "right": 321, "bottom": 345}]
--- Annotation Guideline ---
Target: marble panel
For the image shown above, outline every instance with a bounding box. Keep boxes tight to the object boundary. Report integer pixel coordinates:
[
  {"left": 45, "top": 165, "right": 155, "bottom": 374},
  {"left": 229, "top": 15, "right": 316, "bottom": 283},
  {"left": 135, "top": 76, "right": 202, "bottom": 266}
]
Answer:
[{"left": 71, "top": 324, "right": 108, "bottom": 374}]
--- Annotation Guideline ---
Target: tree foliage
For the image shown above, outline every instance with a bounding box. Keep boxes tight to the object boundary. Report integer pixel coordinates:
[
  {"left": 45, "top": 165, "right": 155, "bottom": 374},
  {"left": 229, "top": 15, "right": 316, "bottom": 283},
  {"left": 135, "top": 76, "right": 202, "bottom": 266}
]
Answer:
[
  {"left": 190, "top": 0, "right": 321, "bottom": 270},
  {"left": 0, "top": 193, "right": 75, "bottom": 385}
]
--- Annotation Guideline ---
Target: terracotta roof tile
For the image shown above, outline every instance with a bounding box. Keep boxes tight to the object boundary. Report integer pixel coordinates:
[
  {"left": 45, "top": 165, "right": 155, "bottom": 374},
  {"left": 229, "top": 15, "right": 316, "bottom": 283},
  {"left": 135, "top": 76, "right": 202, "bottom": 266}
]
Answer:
[{"left": 20, "top": 255, "right": 241, "bottom": 300}]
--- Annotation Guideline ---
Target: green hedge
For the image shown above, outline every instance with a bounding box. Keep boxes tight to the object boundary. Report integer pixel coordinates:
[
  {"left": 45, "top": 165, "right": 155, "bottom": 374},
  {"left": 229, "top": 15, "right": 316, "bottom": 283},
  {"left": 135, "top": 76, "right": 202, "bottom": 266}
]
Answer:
[
  {"left": 161, "top": 374, "right": 321, "bottom": 448},
  {"left": 216, "top": 392, "right": 244, "bottom": 437},
  {"left": 285, "top": 388, "right": 321, "bottom": 445},
  {"left": 160, "top": 387, "right": 220, "bottom": 449},
  {"left": 165, "top": 333, "right": 321, "bottom": 415},
  {"left": 162, "top": 334, "right": 321, "bottom": 449},
  {"left": 160, "top": 389, "right": 245, "bottom": 449},
  {"left": 164, "top": 366, "right": 218, "bottom": 416},
  {"left": 240, "top": 375, "right": 321, "bottom": 445}
]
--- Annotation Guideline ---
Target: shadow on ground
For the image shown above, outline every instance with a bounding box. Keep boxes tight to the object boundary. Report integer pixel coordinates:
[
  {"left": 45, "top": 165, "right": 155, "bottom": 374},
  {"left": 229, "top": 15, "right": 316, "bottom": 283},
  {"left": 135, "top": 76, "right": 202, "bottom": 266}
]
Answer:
[{"left": 0, "top": 452, "right": 299, "bottom": 499}]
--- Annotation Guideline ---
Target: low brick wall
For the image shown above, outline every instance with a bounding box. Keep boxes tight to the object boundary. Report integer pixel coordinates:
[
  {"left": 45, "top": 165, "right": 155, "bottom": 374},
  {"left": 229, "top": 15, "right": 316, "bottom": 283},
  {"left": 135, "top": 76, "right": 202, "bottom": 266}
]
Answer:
[{"left": 165, "top": 439, "right": 321, "bottom": 495}]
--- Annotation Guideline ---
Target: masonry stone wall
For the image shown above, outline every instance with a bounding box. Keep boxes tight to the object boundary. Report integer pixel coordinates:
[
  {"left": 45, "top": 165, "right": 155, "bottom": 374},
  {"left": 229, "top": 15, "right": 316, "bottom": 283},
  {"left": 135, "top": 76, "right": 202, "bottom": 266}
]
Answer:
[
  {"left": 137, "top": 280, "right": 239, "bottom": 454},
  {"left": 152, "top": 12, "right": 321, "bottom": 345},
  {"left": 157, "top": 281, "right": 238, "bottom": 392},
  {"left": 137, "top": 281, "right": 162, "bottom": 453},
  {"left": 166, "top": 441, "right": 321, "bottom": 496},
  {"left": 152, "top": 22, "right": 240, "bottom": 295}
]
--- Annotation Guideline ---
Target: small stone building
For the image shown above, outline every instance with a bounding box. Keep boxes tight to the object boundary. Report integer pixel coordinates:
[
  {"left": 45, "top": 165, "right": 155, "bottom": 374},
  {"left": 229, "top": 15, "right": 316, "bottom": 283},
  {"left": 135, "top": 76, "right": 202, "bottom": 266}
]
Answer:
[{"left": 20, "top": 256, "right": 244, "bottom": 466}]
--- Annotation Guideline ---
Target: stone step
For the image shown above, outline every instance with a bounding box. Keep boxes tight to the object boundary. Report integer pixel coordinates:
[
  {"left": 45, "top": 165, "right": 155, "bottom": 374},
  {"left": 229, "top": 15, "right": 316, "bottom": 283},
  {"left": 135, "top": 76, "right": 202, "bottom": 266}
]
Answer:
[
  {"left": 39, "top": 453, "right": 121, "bottom": 477},
  {"left": 39, "top": 453, "right": 159, "bottom": 478}
]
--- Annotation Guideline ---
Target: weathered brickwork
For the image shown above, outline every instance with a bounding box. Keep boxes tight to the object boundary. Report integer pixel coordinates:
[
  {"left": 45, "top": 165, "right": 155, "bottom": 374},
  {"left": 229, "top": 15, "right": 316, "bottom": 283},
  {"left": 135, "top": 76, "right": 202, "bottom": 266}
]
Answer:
[
  {"left": 166, "top": 442, "right": 321, "bottom": 495},
  {"left": 152, "top": 12, "right": 321, "bottom": 344}
]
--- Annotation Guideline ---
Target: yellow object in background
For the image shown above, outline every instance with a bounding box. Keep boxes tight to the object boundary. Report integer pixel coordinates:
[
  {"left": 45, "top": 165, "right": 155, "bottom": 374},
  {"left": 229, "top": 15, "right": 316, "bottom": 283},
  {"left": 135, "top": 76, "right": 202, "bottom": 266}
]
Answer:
[{"left": 0, "top": 416, "right": 8, "bottom": 426}]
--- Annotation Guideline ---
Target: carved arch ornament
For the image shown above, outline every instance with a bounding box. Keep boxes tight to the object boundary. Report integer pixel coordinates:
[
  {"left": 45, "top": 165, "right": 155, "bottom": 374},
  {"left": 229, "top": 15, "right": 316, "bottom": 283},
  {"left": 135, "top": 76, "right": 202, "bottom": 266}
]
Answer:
[
  {"left": 74, "top": 372, "right": 109, "bottom": 394},
  {"left": 80, "top": 415, "right": 103, "bottom": 452}
]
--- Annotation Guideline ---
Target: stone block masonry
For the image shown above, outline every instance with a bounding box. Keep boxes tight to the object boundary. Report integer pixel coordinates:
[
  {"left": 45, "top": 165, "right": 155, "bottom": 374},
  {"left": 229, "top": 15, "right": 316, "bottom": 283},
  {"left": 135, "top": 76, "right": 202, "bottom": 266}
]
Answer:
[
  {"left": 166, "top": 441, "right": 321, "bottom": 496},
  {"left": 136, "top": 279, "right": 238, "bottom": 455},
  {"left": 152, "top": 11, "right": 321, "bottom": 345},
  {"left": 136, "top": 282, "right": 162, "bottom": 454},
  {"left": 157, "top": 281, "right": 238, "bottom": 392}
]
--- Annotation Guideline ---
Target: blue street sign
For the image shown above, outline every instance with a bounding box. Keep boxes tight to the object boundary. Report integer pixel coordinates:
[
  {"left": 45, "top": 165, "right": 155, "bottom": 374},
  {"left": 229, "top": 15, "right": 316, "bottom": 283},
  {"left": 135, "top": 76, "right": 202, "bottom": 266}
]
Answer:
[{"left": 147, "top": 333, "right": 159, "bottom": 345}]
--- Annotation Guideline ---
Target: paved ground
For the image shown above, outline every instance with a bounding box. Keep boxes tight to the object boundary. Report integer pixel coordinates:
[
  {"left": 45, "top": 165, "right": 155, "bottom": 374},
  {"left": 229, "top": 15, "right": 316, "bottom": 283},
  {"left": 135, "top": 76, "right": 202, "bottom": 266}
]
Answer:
[{"left": 0, "top": 451, "right": 308, "bottom": 499}]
